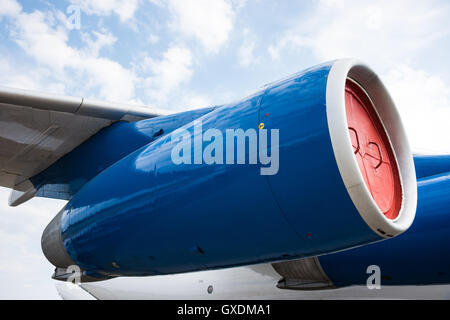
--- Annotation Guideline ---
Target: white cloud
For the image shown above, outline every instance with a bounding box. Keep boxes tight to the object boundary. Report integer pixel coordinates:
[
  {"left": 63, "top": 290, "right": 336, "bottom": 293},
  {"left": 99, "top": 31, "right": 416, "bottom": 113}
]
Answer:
[
  {"left": 238, "top": 29, "right": 259, "bottom": 67},
  {"left": 69, "top": 0, "right": 140, "bottom": 22},
  {"left": 0, "top": 187, "right": 66, "bottom": 299},
  {"left": 5, "top": 7, "right": 137, "bottom": 102},
  {"left": 269, "top": 0, "right": 450, "bottom": 68},
  {"left": 167, "top": 0, "right": 236, "bottom": 53},
  {"left": 385, "top": 66, "right": 450, "bottom": 152},
  {"left": 181, "top": 93, "right": 212, "bottom": 109},
  {"left": 0, "top": 0, "right": 21, "bottom": 17},
  {"left": 239, "top": 42, "right": 256, "bottom": 67},
  {"left": 0, "top": 57, "right": 62, "bottom": 93},
  {"left": 139, "top": 46, "right": 194, "bottom": 107},
  {"left": 230, "top": 0, "right": 248, "bottom": 10},
  {"left": 148, "top": 33, "right": 159, "bottom": 44},
  {"left": 80, "top": 30, "right": 117, "bottom": 56},
  {"left": 0, "top": 0, "right": 210, "bottom": 107}
]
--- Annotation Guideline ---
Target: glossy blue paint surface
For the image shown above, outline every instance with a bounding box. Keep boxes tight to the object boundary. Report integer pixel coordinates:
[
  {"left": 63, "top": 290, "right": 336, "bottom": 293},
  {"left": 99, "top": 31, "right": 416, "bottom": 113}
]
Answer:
[
  {"left": 31, "top": 107, "right": 214, "bottom": 200},
  {"left": 414, "top": 154, "right": 450, "bottom": 179},
  {"left": 319, "top": 171, "right": 450, "bottom": 286},
  {"left": 59, "top": 62, "right": 381, "bottom": 277}
]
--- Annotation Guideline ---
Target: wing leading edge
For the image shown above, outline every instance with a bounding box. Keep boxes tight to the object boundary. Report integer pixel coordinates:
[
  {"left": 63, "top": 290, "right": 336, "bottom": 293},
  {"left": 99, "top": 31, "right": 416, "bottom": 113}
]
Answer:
[{"left": 0, "top": 86, "right": 169, "bottom": 206}]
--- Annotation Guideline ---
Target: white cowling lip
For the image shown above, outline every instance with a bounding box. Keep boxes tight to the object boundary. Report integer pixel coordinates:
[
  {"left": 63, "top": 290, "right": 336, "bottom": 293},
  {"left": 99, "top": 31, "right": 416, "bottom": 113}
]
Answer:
[{"left": 326, "top": 59, "right": 417, "bottom": 238}]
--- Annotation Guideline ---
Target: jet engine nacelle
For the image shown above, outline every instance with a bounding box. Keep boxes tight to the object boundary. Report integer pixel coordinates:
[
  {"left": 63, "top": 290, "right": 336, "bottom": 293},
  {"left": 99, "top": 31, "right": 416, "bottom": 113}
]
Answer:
[
  {"left": 274, "top": 169, "right": 450, "bottom": 290},
  {"left": 42, "top": 59, "right": 417, "bottom": 281}
]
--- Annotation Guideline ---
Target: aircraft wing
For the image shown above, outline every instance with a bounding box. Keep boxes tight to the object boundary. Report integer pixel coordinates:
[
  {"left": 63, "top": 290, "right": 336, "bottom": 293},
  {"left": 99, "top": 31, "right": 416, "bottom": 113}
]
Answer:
[{"left": 0, "top": 86, "right": 169, "bottom": 206}]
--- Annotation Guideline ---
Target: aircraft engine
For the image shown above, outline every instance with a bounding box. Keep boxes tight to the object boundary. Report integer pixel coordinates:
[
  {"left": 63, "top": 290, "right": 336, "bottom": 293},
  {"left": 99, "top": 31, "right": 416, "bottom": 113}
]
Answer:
[{"left": 42, "top": 59, "right": 417, "bottom": 281}]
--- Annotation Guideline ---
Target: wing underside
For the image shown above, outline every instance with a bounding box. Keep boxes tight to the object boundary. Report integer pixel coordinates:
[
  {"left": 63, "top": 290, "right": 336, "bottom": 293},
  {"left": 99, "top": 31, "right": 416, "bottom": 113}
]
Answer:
[{"left": 0, "top": 86, "right": 168, "bottom": 206}]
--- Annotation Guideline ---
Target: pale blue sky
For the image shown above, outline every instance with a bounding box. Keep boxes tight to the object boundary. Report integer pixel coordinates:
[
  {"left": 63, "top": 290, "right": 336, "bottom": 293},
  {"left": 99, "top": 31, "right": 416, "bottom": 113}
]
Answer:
[{"left": 0, "top": 0, "right": 449, "bottom": 299}]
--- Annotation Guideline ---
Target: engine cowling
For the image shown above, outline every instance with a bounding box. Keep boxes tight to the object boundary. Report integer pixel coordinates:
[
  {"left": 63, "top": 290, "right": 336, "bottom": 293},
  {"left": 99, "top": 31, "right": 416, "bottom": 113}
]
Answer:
[
  {"left": 273, "top": 169, "right": 450, "bottom": 290},
  {"left": 42, "top": 59, "right": 417, "bottom": 281}
]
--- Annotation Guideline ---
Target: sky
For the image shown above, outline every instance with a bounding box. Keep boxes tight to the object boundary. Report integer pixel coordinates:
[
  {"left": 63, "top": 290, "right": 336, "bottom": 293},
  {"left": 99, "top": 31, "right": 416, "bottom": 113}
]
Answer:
[{"left": 0, "top": 0, "right": 449, "bottom": 299}]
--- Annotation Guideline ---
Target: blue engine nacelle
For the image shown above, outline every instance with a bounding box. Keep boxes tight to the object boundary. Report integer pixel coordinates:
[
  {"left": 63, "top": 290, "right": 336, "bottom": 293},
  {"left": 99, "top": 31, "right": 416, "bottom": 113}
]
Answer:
[
  {"left": 41, "top": 60, "right": 417, "bottom": 281},
  {"left": 274, "top": 167, "right": 450, "bottom": 289}
]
